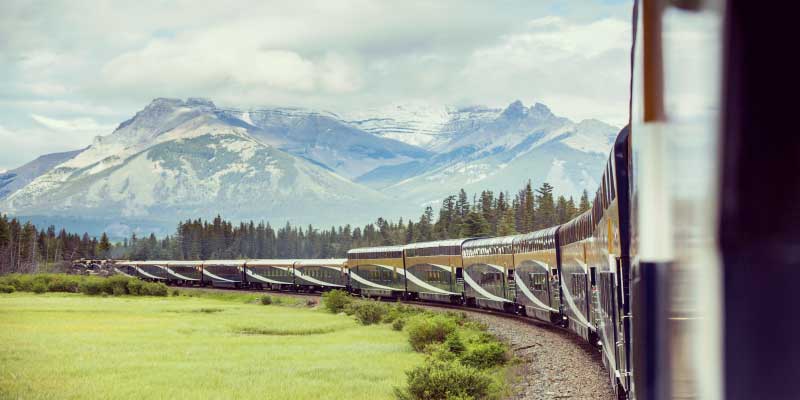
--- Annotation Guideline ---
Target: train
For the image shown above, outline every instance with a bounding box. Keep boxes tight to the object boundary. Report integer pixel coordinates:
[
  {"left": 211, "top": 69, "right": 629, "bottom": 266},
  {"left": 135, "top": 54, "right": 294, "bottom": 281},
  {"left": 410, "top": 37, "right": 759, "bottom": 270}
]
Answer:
[
  {"left": 110, "top": 1, "right": 800, "bottom": 399},
  {"left": 115, "top": 125, "right": 635, "bottom": 398}
]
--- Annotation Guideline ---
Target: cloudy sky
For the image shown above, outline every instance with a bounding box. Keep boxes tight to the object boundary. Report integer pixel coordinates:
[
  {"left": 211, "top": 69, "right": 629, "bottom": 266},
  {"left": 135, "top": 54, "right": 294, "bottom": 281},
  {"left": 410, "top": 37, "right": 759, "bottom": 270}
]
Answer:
[{"left": 0, "top": 0, "right": 632, "bottom": 171}]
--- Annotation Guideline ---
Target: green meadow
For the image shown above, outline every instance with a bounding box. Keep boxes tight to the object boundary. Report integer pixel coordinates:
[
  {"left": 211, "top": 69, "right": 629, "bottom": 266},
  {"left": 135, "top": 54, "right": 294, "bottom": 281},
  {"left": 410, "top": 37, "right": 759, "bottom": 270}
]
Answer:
[{"left": 0, "top": 292, "right": 423, "bottom": 400}]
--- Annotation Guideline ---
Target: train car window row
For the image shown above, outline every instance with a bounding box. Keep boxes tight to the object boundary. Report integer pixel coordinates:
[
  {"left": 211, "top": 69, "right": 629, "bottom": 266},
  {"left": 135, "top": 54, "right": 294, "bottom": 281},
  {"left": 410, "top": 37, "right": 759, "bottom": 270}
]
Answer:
[
  {"left": 463, "top": 244, "right": 513, "bottom": 257},
  {"left": 348, "top": 250, "right": 403, "bottom": 260},
  {"left": 406, "top": 245, "right": 462, "bottom": 258},
  {"left": 514, "top": 234, "right": 556, "bottom": 253}
]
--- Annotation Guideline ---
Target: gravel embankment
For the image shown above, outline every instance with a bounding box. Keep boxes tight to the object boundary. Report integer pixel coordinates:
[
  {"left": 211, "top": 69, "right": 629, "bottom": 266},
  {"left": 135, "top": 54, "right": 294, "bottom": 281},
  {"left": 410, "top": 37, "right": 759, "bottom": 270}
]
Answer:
[{"left": 415, "top": 305, "right": 615, "bottom": 400}]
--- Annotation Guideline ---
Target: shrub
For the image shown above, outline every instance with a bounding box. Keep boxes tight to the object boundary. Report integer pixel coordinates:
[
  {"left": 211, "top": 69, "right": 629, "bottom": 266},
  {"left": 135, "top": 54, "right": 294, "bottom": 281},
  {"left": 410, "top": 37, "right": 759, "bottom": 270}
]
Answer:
[
  {"left": 394, "top": 359, "right": 492, "bottom": 400},
  {"left": 353, "top": 301, "right": 388, "bottom": 325},
  {"left": 141, "top": 282, "right": 168, "bottom": 296},
  {"left": 106, "top": 275, "right": 130, "bottom": 295},
  {"left": 468, "top": 332, "right": 496, "bottom": 345},
  {"left": 424, "top": 343, "right": 457, "bottom": 362},
  {"left": 47, "top": 275, "right": 81, "bottom": 293},
  {"left": 321, "top": 289, "right": 352, "bottom": 314},
  {"left": 406, "top": 315, "right": 457, "bottom": 352},
  {"left": 460, "top": 342, "right": 508, "bottom": 370},
  {"left": 392, "top": 318, "right": 406, "bottom": 331},
  {"left": 0, "top": 284, "right": 15, "bottom": 293},
  {"left": 79, "top": 279, "right": 104, "bottom": 295},
  {"left": 444, "top": 332, "right": 466, "bottom": 356},
  {"left": 260, "top": 295, "right": 273, "bottom": 305},
  {"left": 127, "top": 279, "right": 144, "bottom": 296},
  {"left": 171, "top": 289, "right": 181, "bottom": 297},
  {"left": 0, "top": 275, "right": 23, "bottom": 291},
  {"left": 31, "top": 281, "right": 48, "bottom": 294}
]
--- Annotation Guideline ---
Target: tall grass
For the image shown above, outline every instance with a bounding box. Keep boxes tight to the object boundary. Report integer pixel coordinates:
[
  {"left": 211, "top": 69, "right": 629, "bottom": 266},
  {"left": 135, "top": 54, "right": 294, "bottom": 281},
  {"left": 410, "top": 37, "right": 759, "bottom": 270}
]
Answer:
[{"left": 0, "top": 293, "right": 421, "bottom": 400}]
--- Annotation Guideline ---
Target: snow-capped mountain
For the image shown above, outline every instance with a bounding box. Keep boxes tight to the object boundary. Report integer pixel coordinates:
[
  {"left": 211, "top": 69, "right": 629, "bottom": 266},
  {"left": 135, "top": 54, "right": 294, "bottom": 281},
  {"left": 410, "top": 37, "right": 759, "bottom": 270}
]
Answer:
[
  {"left": 0, "top": 98, "right": 619, "bottom": 236},
  {"left": 0, "top": 99, "right": 399, "bottom": 234},
  {"left": 217, "top": 107, "right": 431, "bottom": 179},
  {"left": 0, "top": 148, "right": 84, "bottom": 199},
  {"left": 357, "top": 101, "right": 619, "bottom": 201},
  {"left": 340, "top": 102, "right": 501, "bottom": 149}
]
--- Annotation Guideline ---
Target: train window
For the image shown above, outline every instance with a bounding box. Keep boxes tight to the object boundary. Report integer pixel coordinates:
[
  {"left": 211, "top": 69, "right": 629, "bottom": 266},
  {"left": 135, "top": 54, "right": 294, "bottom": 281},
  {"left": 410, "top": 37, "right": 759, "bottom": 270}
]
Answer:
[{"left": 532, "top": 273, "right": 547, "bottom": 291}]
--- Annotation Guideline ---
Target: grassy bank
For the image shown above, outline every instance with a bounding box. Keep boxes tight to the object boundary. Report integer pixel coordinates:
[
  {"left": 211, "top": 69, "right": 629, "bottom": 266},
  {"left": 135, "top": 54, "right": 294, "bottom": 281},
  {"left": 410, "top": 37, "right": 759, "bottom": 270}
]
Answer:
[
  {"left": 322, "top": 290, "right": 513, "bottom": 399},
  {"left": 0, "top": 292, "right": 422, "bottom": 399}
]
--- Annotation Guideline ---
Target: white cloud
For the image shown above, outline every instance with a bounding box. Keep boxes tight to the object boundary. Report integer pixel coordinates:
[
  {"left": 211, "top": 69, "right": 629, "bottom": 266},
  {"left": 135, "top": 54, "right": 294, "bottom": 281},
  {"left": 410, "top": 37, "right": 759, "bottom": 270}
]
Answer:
[
  {"left": 0, "top": 0, "right": 634, "bottom": 160},
  {"left": 456, "top": 16, "right": 631, "bottom": 126},
  {"left": 0, "top": 124, "right": 89, "bottom": 170},
  {"left": 30, "top": 114, "right": 112, "bottom": 132}
]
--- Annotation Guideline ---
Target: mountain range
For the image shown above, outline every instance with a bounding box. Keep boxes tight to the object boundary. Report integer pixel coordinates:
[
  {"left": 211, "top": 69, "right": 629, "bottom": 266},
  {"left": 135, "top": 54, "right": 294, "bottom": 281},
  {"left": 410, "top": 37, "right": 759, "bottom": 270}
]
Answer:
[{"left": 0, "top": 98, "right": 618, "bottom": 238}]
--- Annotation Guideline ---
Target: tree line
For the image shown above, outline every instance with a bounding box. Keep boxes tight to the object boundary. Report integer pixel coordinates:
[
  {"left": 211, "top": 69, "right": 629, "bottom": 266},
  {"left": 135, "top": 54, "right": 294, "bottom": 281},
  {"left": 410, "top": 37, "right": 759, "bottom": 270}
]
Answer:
[
  {"left": 0, "top": 180, "right": 591, "bottom": 269},
  {"left": 0, "top": 215, "right": 111, "bottom": 274},
  {"left": 117, "top": 181, "right": 591, "bottom": 260}
]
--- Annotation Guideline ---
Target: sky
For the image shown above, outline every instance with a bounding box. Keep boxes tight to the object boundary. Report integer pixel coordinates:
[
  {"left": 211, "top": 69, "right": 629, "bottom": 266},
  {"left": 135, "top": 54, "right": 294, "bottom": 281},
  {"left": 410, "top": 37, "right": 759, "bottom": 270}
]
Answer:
[{"left": 0, "top": 0, "right": 633, "bottom": 171}]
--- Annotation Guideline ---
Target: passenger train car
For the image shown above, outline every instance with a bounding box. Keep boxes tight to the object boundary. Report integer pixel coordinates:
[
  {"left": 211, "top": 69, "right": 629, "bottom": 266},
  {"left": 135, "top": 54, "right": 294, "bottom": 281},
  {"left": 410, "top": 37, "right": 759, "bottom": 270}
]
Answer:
[{"left": 118, "top": 0, "right": 800, "bottom": 398}]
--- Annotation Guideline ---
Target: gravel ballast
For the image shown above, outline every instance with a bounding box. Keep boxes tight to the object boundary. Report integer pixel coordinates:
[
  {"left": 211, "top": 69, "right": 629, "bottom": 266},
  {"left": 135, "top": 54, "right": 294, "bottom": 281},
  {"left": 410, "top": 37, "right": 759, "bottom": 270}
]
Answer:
[{"left": 466, "top": 311, "right": 614, "bottom": 400}]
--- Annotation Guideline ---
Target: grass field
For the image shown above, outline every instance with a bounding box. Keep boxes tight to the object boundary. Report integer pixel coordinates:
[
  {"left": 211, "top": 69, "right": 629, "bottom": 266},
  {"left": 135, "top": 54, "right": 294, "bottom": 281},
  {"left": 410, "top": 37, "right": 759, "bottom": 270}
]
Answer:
[{"left": 0, "top": 292, "right": 423, "bottom": 399}]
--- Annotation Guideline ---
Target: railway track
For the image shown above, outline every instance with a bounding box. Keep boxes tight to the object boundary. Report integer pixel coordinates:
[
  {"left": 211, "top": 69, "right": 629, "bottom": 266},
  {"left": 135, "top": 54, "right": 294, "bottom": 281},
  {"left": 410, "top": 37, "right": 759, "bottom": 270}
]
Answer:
[{"left": 177, "top": 286, "right": 614, "bottom": 400}]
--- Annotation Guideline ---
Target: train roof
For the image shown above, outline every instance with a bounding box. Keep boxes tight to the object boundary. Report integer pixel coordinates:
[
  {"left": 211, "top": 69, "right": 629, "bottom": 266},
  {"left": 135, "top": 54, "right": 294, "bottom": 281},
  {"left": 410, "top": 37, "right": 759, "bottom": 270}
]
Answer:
[
  {"left": 404, "top": 238, "right": 474, "bottom": 250},
  {"left": 560, "top": 209, "right": 593, "bottom": 230},
  {"left": 245, "top": 259, "right": 296, "bottom": 266},
  {"left": 513, "top": 227, "right": 559, "bottom": 244},
  {"left": 347, "top": 246, "right": 405, "bottom": 255},
  {"left": 198, "top": 259, "right": 246, "bottom": 266},
  {"left": 292, "top": 259, "right": 347, "bottom": 267},
  {"left": 462, "top": 235, "right": 516, "bottom": 249}
]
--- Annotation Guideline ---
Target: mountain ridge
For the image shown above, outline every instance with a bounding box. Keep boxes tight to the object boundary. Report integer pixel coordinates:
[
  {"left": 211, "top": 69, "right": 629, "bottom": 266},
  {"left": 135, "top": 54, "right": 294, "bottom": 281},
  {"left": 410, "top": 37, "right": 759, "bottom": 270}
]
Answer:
[{"left": 0, "top": 97, "right": 619, "bottom": 236}]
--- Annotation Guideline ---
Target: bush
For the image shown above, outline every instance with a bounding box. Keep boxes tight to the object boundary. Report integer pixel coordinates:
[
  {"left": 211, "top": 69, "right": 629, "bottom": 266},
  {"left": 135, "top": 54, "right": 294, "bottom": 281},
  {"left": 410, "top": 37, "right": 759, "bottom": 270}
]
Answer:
[
  {"left": 140, "top": 282, "right": 168, "bottom": 296},
  {"left": 106, "top": 275, "right": 130, "bottom": 296},
  {"left": 395, "top": 359, "right": 492, "bottom": 400},
  {"left": 392, "top": 318, "right": 406, "bottom": 331},
  {"left": 127, "top": 279, "right": 144, "bottom": 296},
  {"left": 31, "top": 281, "right": 48, "bottom": 294},
  {"left": 424, "top": 342, "right": 457, "bottom": 362},
  {"left": 0, "top": 284, "right": 15, "bottom": 293},
  {"left": 79, "top": 279, "right": 104, "bottom": 296},
  {"left": 353, "top": 301, "right": 388, "bottom": 325},
  {"left": 0, "top": 274, "right": 169, "bottom": 297},
  {"left": 321, "top": 289, "right": 352, "bottom": 314},
  {"left": 406, "top": 315, "right": 457, "bottom": 352},
  {"left": 47, "top": 275, "right": 81, "bottom": 293},
  {"left": 460, "top": 342, "right": 508, "bottom": 370},
  {"left": 171, "top": 289, "right": 181, "bottom": 297},
  {"left": 444, "top": 332, "right": 466, "bottom": 356},
  {"left": 260, "top": 295, "right": 273, "bottom": 305}
]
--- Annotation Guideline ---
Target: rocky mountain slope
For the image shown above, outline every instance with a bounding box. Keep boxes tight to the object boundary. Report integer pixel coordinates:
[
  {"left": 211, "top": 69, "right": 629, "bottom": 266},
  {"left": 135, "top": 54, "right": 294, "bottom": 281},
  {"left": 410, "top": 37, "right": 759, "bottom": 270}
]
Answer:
[{"left": 0, "top": 98, "right": 619, "bottom": 236}]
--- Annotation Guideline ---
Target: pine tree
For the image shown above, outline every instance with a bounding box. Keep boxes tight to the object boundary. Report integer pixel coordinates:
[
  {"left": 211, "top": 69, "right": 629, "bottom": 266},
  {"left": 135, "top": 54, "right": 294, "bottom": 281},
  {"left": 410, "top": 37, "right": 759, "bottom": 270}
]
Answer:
[
  {"left": 417, "top": 206, "right": 434, "bottom": 241},
  {"left": 579, "top": 189, "right": 591, "bottom": 212},
  {"left": 535, "top": 182, "right": 557, "bottom": 229},
  {"left": 556, "top": 195, "right": 569, "bottom": 224},
  {"left": 460, "top": 211, "right": 491, "bottom": 237},
  {"left": 98, "top": 232, "right": 112, "bottom": 258},
  {"left": 566, "top": 197, "right": 578, "bottom": 220},
  {"left": 523, "top": 181, "right": 536, "bottom": 232},
  {"left": 456, "top": 189, "right": 470, "bottom": 219},
  {"left": 497, "top": 207, "right": 518, "bottom": 236}
]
